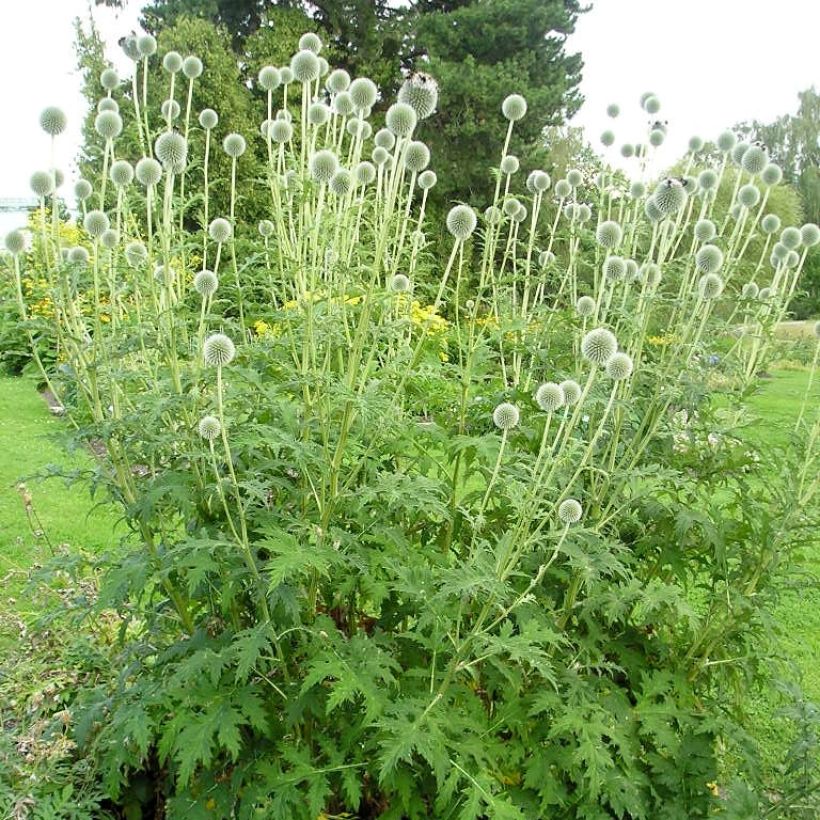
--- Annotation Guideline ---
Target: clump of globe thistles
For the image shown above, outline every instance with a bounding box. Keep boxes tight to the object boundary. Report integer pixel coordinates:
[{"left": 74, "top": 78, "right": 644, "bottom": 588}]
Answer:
[
  {"left": 203, "top": 333, "right": 236, "bottom": 367},
  {"left": 558, "top": 498, "right": 582, "bottom": 524},
  {"left": 446, "top": 205, "right": 477, "bottom": 241},
  {"left": 535, "top": 382, "right": 564, "bottom": 412},
  {"left": 493, "top": 402, "right": 520, "bottom": 430},
  {"left": 198, "top": 415, "right": 221, "bottom": 441},
  {"left": 398, "top": 73, "right": 438, "bottom": 120},
  {"left": 582, "top": 328, "right": 617, "bottom": 366},
  {"left": 595, "top": 220, "right": 622, "bottom": 249}
]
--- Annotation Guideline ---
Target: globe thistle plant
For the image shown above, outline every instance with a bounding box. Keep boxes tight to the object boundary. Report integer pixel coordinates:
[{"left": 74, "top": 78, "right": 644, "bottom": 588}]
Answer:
[
  {"left": 603, "top": 255, "right": 627, "bottom": 281},
  {"left": 208, "top": 218, "right": 233, "bottom": 244},
  {"left": 417, "top": 170, "right": 437, "bottom": 190},
  {"left": 161, "top": 100, "right": 181, "bottom": 122},
  {"left": 698, "top": 169, "right": 718, "bottom": 192},
  {"left": 566, "top": 169, "right": 583, "bottom": 188},
  {"left": 741, "top": 282, "right": 759, "bottom": 299},
  {"left": 560, "top": 379, "right": 582, "bottom": 406},
  {"left": 606, "top": 351, "right": 633, "bottom": 380},
  {"left": 558, "top": 498, "right": 582, "bottom": 525},
  {"left": 596, "top": 220, "right": 622, "bottom": 249},
  {"left": 582, "top": 328, "right": 617, "bottom": 366},
  {"left": 194, "top": 270, "right": 219, "bottom": 297},
  {"left": 404, "top": 142, "right": 431, "bottom": 173},
  {"left": 500, "top": 155, "right": 519, "bottom": 176},
  {"left": 299, "top": 32, "right": 323, "bottom": 53},
  {"left": 502, "top": 94, "right": 527, "bottom": 121},
  {"left": 39, "top": 106, "right": 67, "bottom": 136},
  {"left": 97, "top": 98, "right": 118, "bottom": 114},
  {"left": 199, "top": 108, "right": 218, "bottom": 130},
  {"left": 493, "top": 402, "right": 520, "bottom": 430},
  {"left": 74, "top": 179, "right": 93, "bottom": 201},
  {"left": 698, "top": 272, "right": 724, "bottom": 299},
  {"left": 446, "top": 205, "right": 477, "bottom": 241},
  {"left": 717, "top": 130, "right": 737, "bottom": 153},
  {"left": 100, "top": 68, "right": 119, "bottom": 92},
  {"left": 398, "top": 73, "right": 439, "bottom": 119},
  {"left": 535, "top": 382, "right": 564, "bottom": 412},
  {"left": 203, "top": 333, "right": 236, "bottom": 367},
  {"left": 137, "top": 34, "right": 157, "bottom": 57},
  {"left": 198, "top": 415, "right": 221, "bottom": 442}
]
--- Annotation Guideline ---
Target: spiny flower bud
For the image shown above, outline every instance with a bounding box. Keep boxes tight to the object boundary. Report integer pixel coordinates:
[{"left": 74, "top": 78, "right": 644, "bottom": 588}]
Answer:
[
  {"left": 310, "top": 149, "right": 338, "bottom": 183},
  {"left": 404, "top": 141, "right": 430, "bottom": 173},
  {"left": 558, "top": 498, "right": 582, "bottom": 524},
  {"left": 291, "top": 49, "right": 320, "bottom": 84},
  {"left": 601, "top": 130, "right": 615, "bottom": 147},
  {"left": 183, "top": 55, "right": 203, "bottom": 80},
  {"left": 372, "top": 146, "right": 389, "bottom": 166},
  {"left": 138, "top": 34, "right": 157, "bottom": 57},
  {"left": 356, "top": 161, "right": 377, "bottom": 186},
  {"left": 446, "top": 205, "right": 477, "bottom": 241},
  {"left": 784, "top": 250, "right": 800, "bottom": 268},
  {"left": 582, "top": 328, "right": 617, "bottom": 366},
  {"left": 698, "top": 169, "right": 718, "bottom": 192},
  {"left": 386, "top": 102, "right": 417, "bottom": 137},
  {"left": 554, "top": 179, "right": 572, "bottom": 199},
  {"left": 136, "top": 157, "right": 162, "bottom": 187},
  {"left": 698, "top": 272, "right": 724, "bottom": 299},
  {"left": 162, "top": 51, "right": 183, "bottom": 74},
  {"left": 596, "top": 220, "right": 622, "bottom": 249},
  {"left": 327, "top": 68, "right": 350, "bottom": 93},
  {"left": 349, "top": 77, "right": 378, "bottom": 110},
  {"left": 390, "top": 273, "right": 411, "bottom": 293},
  {"left": 418, "top": 169, "right": 437, "bottom": 190},
  {"left": 642, "top": 262, "right": 661, "bottom": 287},
  {"left": 98, "top": 98, "right": 118, "bottom": 114},
  {"left": 125, "top": 241, "right": 147, "bottom": 267},
  {"left": 731, "top": 142, "right": 750, "bottom": 166},
  {"left": 800, "top": 223, "right": 820, "bottom": 247},
  {"left": 203, "top": 333, "right": 235, "bottom": 367},
  {"left": 717, "top": 131, "right": 737, "bottom": 153},
  {"left": 100, "top": 68, "right": 118, "bottom": 91},
  {"left": 4, "top": 230, "right": 26, "bottom": 255},
  {"left": 535, "top": 382, "right": 564, "bottom": 412},
  {"left": 688, "top": 136, "right": 704, "bottom": 152},
  {"left": 606, "top": 103, "right": 620, "bottom": 118},
  {"left": 649, "top": 129, "right": 664, "bottom": 147},
  {"left": 74, "top": 179, "right": 93, "bottom": 201},
  {"left": 162, "top": 99, "right": 180, "bottom": 122},
  {"left": 194, "top": 269, "right": 218, "bottom": 297},
  {"left": 529, "top": 170, "right": 551, "bottom": 193},
  {"left": 539, "top": 250, "right": 555, "bottom": 267},
  {"left": 603, "top": 255, "right": 627, "bottom": 281},
  {"left": 577, "top": 204, "right": 591, "bottom": 223},
  {"left": 780, "top": 226, "right": 801, "bottom": 250},
  {"left": 738, "top": 183, "right": 760, "bottom": 209},
  {"left": 258, "top": 66, "right": 281, "bottom": 91},
  {"left": 83, "top": 210, "right": 110, "bottom": 238},
  {"left": 566, "top": 169, "right": 583, "bottom": 188},
  {"left": 199, "top": 108, "right": 218, "bottom": 130},
  {"left": 484, "top": 206, "right": 502, "bottom": 225},
  {"left": 741, "top": 282, "right": 759, "bottom": 299},
  {"left": 95, "top": 110, "right": 123, "bottom": 140},
  {"left": 270, "top": 120, "right": 293, "bottom": 143},
  {"left": 374, "top": 128, "right": 395, "bottom": 150},
  {"left": 560, "top": 379, "right": 582, "bottom": 406},
  {"left": 761, "top": 214, "right": 781, "bottom": 234},
  {"left": 625, "top": 259, "right": 640, "bottom": 282},
  {"left": 606, "top": 351, "right": 633, "bottom": 380},
  {"left": 68, "top": 246, "right": 89, "bottom": 265},
  {"left": 502, "top": 94, "right": 527, "bottom": 121},
  {"left": 643, "top": 95, "right": 660, "bottom": 114},
  {"left": 110, "top": 160, "right": 134, "bottom": 188},
  {"left": 30, "top": 171, "right": 54, "bottom": 198},
  {"left": 741, "top": 144, "right": 768, "bottom": 176},
  {"left": 696, "top": 244, "right": 724, "bottom": 274},
  {"left": 398, "top": 73, "right": 438, "bottom": 120},
  {"left": 654, "top": 178, "right": 687, "bottom": 215},
  {"left": 279, "top": 67, "right": 294, "bottom": 85},
  {"left": 299, "top": 32, "right": 323, "bottom": 54},
  {"left": 40, "top": 106, "right": 67, "bottom": 136},
  {"left": 620, "top": 143, "right": 635, "bottom": 158},
  {"left": 500, "top": 155, "right": 519, "bottom": 175},
  {"left": 198, "top": 415, "right": 221, "bottom": 441},
  {"left": 208, "top": 218, "right": 232, "bottom": 243},
  {"left": 155, "top": 131, "right": 187, "bottom": 169},
  {"left": 694, "top": 219, "right": 716, "bottom": 242},
  {"left": 330, "top": 168, "right": 352, "bottom": 196},
  {"left": 223, "top": 133, "right": 247, "bottom": 158},
  {"left": 492, "top": 402, "right": 520, "bottom": 430},
  {"left": 761, "top": 163, "right": 782, "bottom": 187},
  {"left": 308, "top": 102, "right": 331, "bottom": 126},
  {"left": 100, "top": 229, "right": 118, "bottom": 250},
  {"left": 629, "top": 181, "right": 646, "bottom": 198}
]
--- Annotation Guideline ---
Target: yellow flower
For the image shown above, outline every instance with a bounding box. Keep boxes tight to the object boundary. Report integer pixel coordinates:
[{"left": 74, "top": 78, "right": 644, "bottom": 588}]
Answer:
[{"left": 706, "top": 781, "right": 719, "bottom": 797}]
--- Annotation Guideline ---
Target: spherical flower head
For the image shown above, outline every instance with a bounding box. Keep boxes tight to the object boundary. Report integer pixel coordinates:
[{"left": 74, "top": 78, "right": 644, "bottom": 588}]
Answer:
[
  {"left": 698, "top": 272, "right": 724, "bottom": 299},
  {"left": 741, "top": 281, "right": 759, "bottom": 299},
  {"left": 606, "top": 351, "right": 633, "bottom": 380},
  {"left": 694, "top": 219, "right": 716, "bottom": 243},
  {"left": 199, "top": 108, "right": 218, "bottom": 130},
  {"left": 780, "top": 226, "right": 801, "bottom": 250},
  {"left": 502, "top": 93, "right": 527, "bottom": 121},
  {"left": 737, "top": 183, "right": 760, "bottom": 209},
  {"left": 784, "top": 250, "right": 800, "bottom": 268},
  {"left": 595, "top": 220, "right": 622, "bottom": 249},
  {"left": 308, "top": 102, "right": 331, "bottom": 126},
  {"left": 254, "top": 220, "right": 273, "bottom": 240},
  {"left": 136, "top": 157, "right": 162, "bottom": 187},
  {"left": 125, "top": 241, "right": 147, "bottom": 268},
  {"left": 356, "top": 161, "right": 377, "bottom": 186},
  {"left": 258, "top": 65, "right": 281, "bottom": 92},
  {"left": 162, "top": 51, "right": 183, "bottom": 74},
  {"left": 492, "top": 402, "right": 520, "bottom": 431},
  {"left": 600, "top": 130, "right": 615, "bottom": 147},
  {"left": 372, "top": 146, "right": 389, "bottom": 166},
  {"left": 717, "top": 130, "right": 737, "bottom": 153},
  {"left": 565, "top": 168, "right": 583, "bottom": 188},
  {"left": 198, "top": 415, "right": 221, "bottom": 441},
  {"left": 100, "top": 68, "right": 118, "bottom": 91},
  {"left": 110, "top": 160, "right": 134, "bottom": 188},
  {"left": 603, "top": 255, "right": 627, "bottom": 281},
  {"left": 559, "top": 380, "right": 582, "bottom": 407},
  {"left": 642, "top": 262, "right": 662, "bottom": 287},
  {"left": 270, "top": 120, "right": 293, "bottom": 144},
  {"left": 731, "top": 142, "right": 750, "bottom": 166},
  {"left": 154, "top": 131, "right": 187, "bottom": 170},
  {"left": 620, "top": 143, "right": 635, "bottom": 158},
  {"left": 299, "top": 31, "right": 323, "bottom": 54},
  {"left": 390, "top": 273, "right": 411, "bottom": 293},
  {"left": 761, "top": 163, "right": 782, "bottom": 187},
  {"left": 649, "top": 129, "right": 665, "bottom": 147},
  {"left": 446, "top": 204, "right": 477, "bottom": 241},
  {"left": 74, "top": 179, "right": 93, "bottom": 202},
  {"left": 551, "top": 179, "right": 572, "bottom": 202},
  {"left": 137, "top": 34, "right": 157, "bottom": 57},
  {"left": 695, "top": 244, "right": 723, "bottom": 275},
  {"left": 800, "top": 223, "right": 820, "bottom": 247},
  {"left": 310, "top": 149, "right": 339, "bottom": 184},
  {"left": 688, "top": 135, "right": 704, "bottom": 152},
  {"left": 329, "top": 168, "right": 352, "bottom": 196},
  {"left": 194, "top": 269, "right": 218, "bottom": 297},
  {"left": 535, "top": 382, "right": 564, "bottom": 412},
  {"left": 513, "top": 204, "right": 528, "bottom": 223},
  {"left": 759, "top": 287, "right": 774, "bottom": 300},
  {"left": 208, "top": 217, "right": 232, "bottom": 243},
  {"left": 279, "top": 66, "right": 294, "bottom": 86},
  {"left": 757, "top": 215, "right": 780, "bottom": 238},
  {"left": 203, "top": 333, "right": 235, "bottom": 367},
  {"left": 182, "top": 55, "right": 203, "bottom": 80},
  {"left": 606, "top": 103, "right": 620, "bottom": 118},
  {"left": 484, "top": 206, "right": 502, "bottom": 225},
  {"left": 577, "top": 204, "right": 592, "bottom": 223},
  {"left": 741, "top": 144, "right": 768, "bottom": 176},
  {"left": 697, "top": 169, "right": 718, "bottom": 192},
  {"left": 95, "top": 110, "right": 123, "bottom": 140},
  {"left": 100, "top": 229, "right": 118, "bottom": 250},
  {"left": 582, "top": 328, "right": 617, "bottom": 366},
  {"left": 223, "top": 133, "right": 247, "bottom": 158},
  {"left": 624, "top": 259, "right": 640, "bottom": 282},
  {"left": 4, "top": 230, "right": 26, "bottom": 255},
  {"left": 417, "top": 169, "right": 437, "bottom": 191},
  {"left": 39, "top": 106, "right": 67, "bottom": 136},
  {"left": 327, "top": 68, "right": 350, "bottom": 93},
  {"left": 290, "top": 49, "right": 320, "bottom": 84},
  {"left": 374, "top": 129, "right": 395, "bottom": 151},
  {"left": 30, "top": 171, "right": 54, "bottom": 198},
  {"left": 500, "top": 155, "right": 519, "bottom": 176},
  {"left": 654, "top": 178, "right": 687, "bottom": 216},
  {"left": 502, "top": 197, "right": 521, "bottom": 219},
  {"left": 98, "top": 97, "right": 118, "bottom": 114},
  {"left": 644, "top": 197, "right": 662, "bottom": 222},
  {"left": 398, "top": 73, "right": 439, "bottom": 120},
  {"left": 772, "top": 241, "right": 788, "bottom": 261},
  {"left": 530, "top": 170, "right": 551, "bottom": 193},
  {"left": 404, "top": 141, "right": 430, "bottom": 173},
  {"left": 68, "top": 246, "right": 89, "bottom": 265},
  {"left": 629, "top": 181, "right": 646, "bottom": 199},
  {"left": 162, "top": 99, "right": 181, "bottom": 122},
  {"left": 122, "top": 35, "right": 139, "bottom": 62},
  {"left": 558, "top": 498, "right": 582, "bottom": 525},
  {"left": 539, "top": 250, "right": 555, "bottom": 267},
  {"left": 83, "top": 210, "right": 110, "bottom": 238},
  {"left": 329, "top": 92, "right": 353, "bottom": 118},
  {"left": 349, "top": 77, "right": 378, "bottom": 111},
  {"left": 386, "top": 102, "right": 417, "bottom": 138}
]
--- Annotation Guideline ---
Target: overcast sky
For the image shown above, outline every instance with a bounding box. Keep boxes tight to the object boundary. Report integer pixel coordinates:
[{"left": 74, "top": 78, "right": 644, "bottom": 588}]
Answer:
[{"left": 0, "top": 0, "right": 817, "bottom": 203}]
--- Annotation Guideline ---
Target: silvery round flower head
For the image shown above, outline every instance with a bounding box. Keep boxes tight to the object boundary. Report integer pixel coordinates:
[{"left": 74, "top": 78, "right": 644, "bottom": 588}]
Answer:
[
  {"left": 4, "top": 230, "right": 25, "bottom": 255},
  {"left": 390, "top": 273, "right": 411, "bottom": 293},
  {"left": 97, "top": 97, "right": 119, "bottom": 114},
  {"left": 30, "top": 171, "right": 54, "bottom": 198},
  {"left": 100, "top": 229, "right": 118, "bottom": 249},
  {"left": 310, "top": 149, "right": 338, "bottom": 184},
  {"left": 95, "top": 110, "right": 123, "bottom": 140},
  {"left": 194, "top": 269, "right": 218, "bottom": 297},
  {"left": 162, "top": 99, "right": 181, "bottom": 122},
  {"left": 125, "top": 241, "right": 147, "bottom": 267},
  {"left": 446, "top": 204, "right": 477, "bottom": 241},
  {"left": 349, "top": 77, "right": 378, "bottom": 110},
  {"left": 554, "top": 179, "right": 572, "bottom": 199},
  {"left": 558, "top": 498, "right": 582, "bottom": 524},
  {"left": 759, "top": 287, "right": 774, "bottom": 300},
  {"left": 606, "top": 103, "right": 620, "bottom": 118},
  {"left": 780, "top": 226, "right": 801, "bottom": 250},
  {"left": 741, "top": 144, "right": 768, "bottom": 176},
  {"left": 372, "top": 146, "right": 389, "bottom": 166},
  {"left": 692, "top": 219, "right": 715, "bottom": 243},
  {"left": 154, "top": 131, "right": 187, "bottom": 169},
  {"left": 535, "top": 382, "right": 564, "bottom": 412},
  {"left": 800, "top": 223, "right": 820, "bottom": 247},
  {"left": 582, "top": 328, "right": 617, "bottom": 366},
  {"left": 258, "top": 219, "right": 274, "bottom": 238},
  {"left": 83, "top": 210, "right": 110, "bottom": 238},
  {"left": 697, "top": 169, "right": 718, "bottom": 192},
  {"left": 576, "top": 295, "right": 595, "bottom": 317},
  {"left": 308, "top": 102, "right": 331, "bottom": 126},
  {"left": 258, "top": 65, "right": 281, "bottom": 92},
  {"left": 772, "top": 242, "right": 788, "bottom": 261},
  {"left": 529, "top": 170, "right": 551, "bottom": 193},
  {"left": 329, "top": 168, "right": 352, "bottom": 196},
  {"left": 39, "top": 106, "right": 67, "bottom": 136},
  {"left": 695, "top": 244, "right": 723, "bottom": 274},
  {"left": 404, "top": 141, "right": 430, "bottom": 173},
  {"left": 136, "top": 157, "right": 162, "bottom": 187},
  {"left": 784, "top": 250, "right": 800, "bottom": 268},
  {"left": 290, "top": 49, "right": 320, "bottom": 84},
  {"left": 109, "top": 160, "right": 134, "bottom": 188},
  {"left": 596, "top": 220, "right": 622, "bottom": 249},
  {"left": 386, "top": 102, "right": 417, "bottom": 137},
  {"left": 502, "top": 93, "right": 527, "bottom": 121},
  {"left": 603, "top": 255, "right": 627, "bottom": 281},
  {"left": 513, "top": 203, "right": 529, "bottom": 223},
  {"left": 374, "top": 129, "right": 395, "bottom": 151},
  {"left": 717, "top": 130, "right": 737, "bottom": 153},
  {"left": 223, "top": 133, "right": 247, "bottom": 158},
  {"left": 100, "top": 68, "right": 119, "bottom": 91},
  {"left": 539, "top": 250, "right": 556, "bottom": 267},
  {"left": 639, "top": 91, "right": 655, "bottom": 108},
  {"left": 270, "top": 119, "right": 293, "bottom": 144},
  {"left": 298, "top": 32, "right": 323, "bottom": 54},
  {"left": 500, "top": 155, "right": 519, "bottom": 176},
  {"left": 352, "top": 119, "right": 372, "bottom": 140},
  {"left": 137, "top": 34, "right": 157, "bottom": 57},
  {"left": 644, "top": 197, "right": 662, "bottom": 222},
  {"left": 729, "top": 204, "right": 743, "bottom": 220},
  {"left": 53, "top": 168, "right": 65, "bottom": 188},
  {"left": 698, "top": 272, "right": 724, "bottom": 299},
  {"left": 356, "top": 161, "right": 377, "bottom": 186},
  {"left": 601, "top": 130, "right": 615, "bottom": 147},
  {"left": 606, "top": 351, "right": 633, "bottom": 380},
  {"left": 412, "top": 169, "right": 436, "bottom": 191},
  {"left": 327, "top": 68, "right": 350, "bottom": 93},
  {"left": 502, "top": 197, "right": 521, "bottom": 218},
  {"left": 162, "top": 51, "right": 183, "bottom": 74},
  {"left": 199, "top": 108, "right": 218, "bottom": 130},
  {"left": 649, "top": 129, "right": 665, "bottom": 147},
  {"left": 73, "top": 180, "right": 93, "bottom": 204},
  {"left": 203, "top": 333, "right": 235, "bottom": 367},
  {"left": 741, "top": 281, "right": 759, "bottom": 299},
  {"left": 688, "top": 135, "right": 704, "bottom": 152},
  {"left": 566, "top": 168, "right": 583, "bottom": 188},
  {"left": 625, "top": 259, "right": 640, "bottom": 282},
  {"left": 643, "top": 95, "right": 661, "bottom": 114},
  {"left": 577, "top": 204, "right": 592, "bottom": 223},
  {"left": 628, "top": 181, "right": 646, "bottom": 199},
  {"left": 760, "top": 214, "right": 781, "bottom": 235},
  {"left": 333, "top": 91, "right": 355, "bottom": 117},
  {"left": 279, "top": 66, "right": 294, "bottom": 85},
  {"left": 198, "top": 415, "right": 221, "bottom": 441},
  {"left": 560, "top": 379, "right": 582, "bottom": 406},
  {"left": 398, "top": 73, "right": 439, "bottom": 120},
  {"left": 738, "top": 183, "right": 760, "bottom": 209},
  {"left": 642, "top": 262, "right": 661, "bottom": 287},
  {"left": 731, "top": 142, "right": 749, "bottom": 166},
  {"left": 208, "top": 217, "right": 232, "bottom": 243},
  {"left": 181, "top": 55, "right": 203, "bottom": 80},
  {"left": 620, "top": 143, "right": 635, "bottom": 158},
  {"left": 492, "top": 402, "right": 520, "bottom": 430},
  {"left": 122, "top": 36, "right": 140, "bottom": 62},
  {"left": 318, "top": 56, "right": 330, "bottom": 77},
  {"left": 654, "top": 178, "right": 687, "bottom": 215},
  {"left": 68, "top": 246, "right": 89, "bottom": 265},
  {"left": 761, "top": 163, "right": 782, "bottom": 187}
]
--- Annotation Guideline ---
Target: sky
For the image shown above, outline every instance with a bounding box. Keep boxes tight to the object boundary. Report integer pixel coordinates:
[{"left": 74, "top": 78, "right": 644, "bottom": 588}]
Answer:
[{"left": 0, "top": 0, "right": 818, "bottom": 205}]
